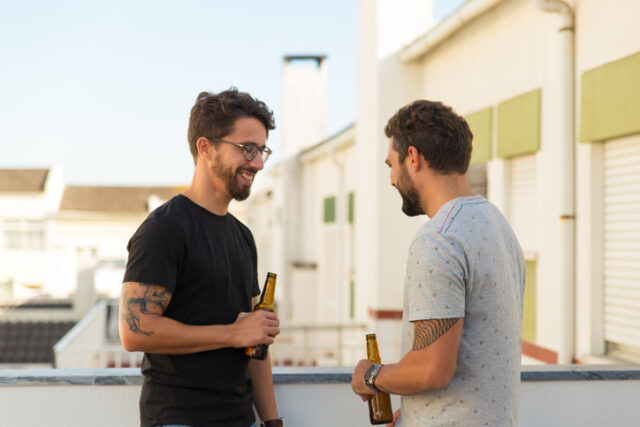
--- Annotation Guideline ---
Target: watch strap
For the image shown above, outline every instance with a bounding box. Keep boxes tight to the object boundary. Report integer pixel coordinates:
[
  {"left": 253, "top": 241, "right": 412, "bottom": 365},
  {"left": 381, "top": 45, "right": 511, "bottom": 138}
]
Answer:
[{"left": 262, "top": 418, "right": 284, "bottom": 427}]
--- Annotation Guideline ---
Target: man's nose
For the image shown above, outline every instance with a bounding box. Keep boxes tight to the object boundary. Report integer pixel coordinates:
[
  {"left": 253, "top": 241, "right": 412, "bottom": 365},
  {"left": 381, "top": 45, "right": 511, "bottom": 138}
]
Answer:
[{"left": 249, "top": 153, "right": 264, "bottom": 171}]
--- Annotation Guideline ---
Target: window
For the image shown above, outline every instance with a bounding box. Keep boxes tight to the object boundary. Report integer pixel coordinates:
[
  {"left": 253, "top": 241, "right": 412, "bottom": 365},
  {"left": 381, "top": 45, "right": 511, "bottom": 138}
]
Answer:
[{"left": 3, "top": 220, "right": 45, "bottom": 250}]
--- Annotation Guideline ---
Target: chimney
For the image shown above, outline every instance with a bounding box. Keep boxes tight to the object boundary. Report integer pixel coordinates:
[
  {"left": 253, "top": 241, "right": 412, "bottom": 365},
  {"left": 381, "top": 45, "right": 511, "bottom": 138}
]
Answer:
[{"left": 282, "top": 55, "right": 327, "bottom": 159}]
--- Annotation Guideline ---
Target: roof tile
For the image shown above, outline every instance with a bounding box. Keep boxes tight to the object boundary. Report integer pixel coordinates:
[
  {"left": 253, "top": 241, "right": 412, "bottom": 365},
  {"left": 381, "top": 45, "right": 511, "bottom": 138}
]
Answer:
[
  {"left": 59, "top": 185, "right": 186, "bottom": 214},
  {"left": 0, "top": 169, "right": 49, "bottom": 192}
]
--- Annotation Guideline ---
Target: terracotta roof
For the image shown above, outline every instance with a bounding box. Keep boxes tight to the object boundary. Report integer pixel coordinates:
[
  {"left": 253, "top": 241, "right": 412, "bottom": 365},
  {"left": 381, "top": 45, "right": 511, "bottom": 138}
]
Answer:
[
  {"left": 59, "top": 185, "right": 187, "bottom": 214},
  {"left": 0, "top": 321, "right": 76, "bottom": 365},
  {"left": 0, "top": 168, "right": 49, "bottom": 192}
]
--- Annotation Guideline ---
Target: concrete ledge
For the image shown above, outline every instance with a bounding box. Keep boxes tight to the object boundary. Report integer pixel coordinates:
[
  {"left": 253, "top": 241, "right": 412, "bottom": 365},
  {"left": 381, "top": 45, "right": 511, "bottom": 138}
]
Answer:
[
  {"left": 521, "top": 364, "right": 640, "bottom": 381},
  {"left": 2, "top": 365, "right": 640, "bottom": 387},
  {"left": 0, "top": 368, "right": 142, "bottom": 386}
]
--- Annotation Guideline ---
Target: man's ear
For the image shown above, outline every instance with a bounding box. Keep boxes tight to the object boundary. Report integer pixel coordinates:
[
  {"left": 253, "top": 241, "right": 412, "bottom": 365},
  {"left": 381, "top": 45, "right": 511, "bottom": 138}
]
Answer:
[
  {"left": 406, "top": 146, "right": 422, "bottom": 172},
  {"left": 196, "top": 137, "right": 212, "bottom": 161}
]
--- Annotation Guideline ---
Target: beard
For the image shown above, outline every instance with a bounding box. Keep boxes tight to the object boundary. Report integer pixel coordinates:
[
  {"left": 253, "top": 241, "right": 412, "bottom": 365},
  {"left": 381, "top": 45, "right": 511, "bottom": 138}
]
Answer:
[
  {"left": 396, "top": 167, "right": 423, "bottom": 217},
  {"left": 399, "top": 186, "right": 423, "bottom": 216},
  {"left": 212, "top": 160, "right": 255, "bottom": 201}
]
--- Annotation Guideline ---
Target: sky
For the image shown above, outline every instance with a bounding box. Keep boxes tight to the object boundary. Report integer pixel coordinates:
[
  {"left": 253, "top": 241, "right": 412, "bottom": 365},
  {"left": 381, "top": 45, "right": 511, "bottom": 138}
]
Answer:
[{"left": 0, "top": 0, "right": 466, "bottom": 186}]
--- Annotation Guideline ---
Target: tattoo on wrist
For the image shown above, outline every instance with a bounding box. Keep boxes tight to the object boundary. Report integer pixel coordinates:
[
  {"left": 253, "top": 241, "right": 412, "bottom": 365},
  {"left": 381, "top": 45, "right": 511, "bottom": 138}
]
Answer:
[
  {"left": 121, "top": 282, "right": 171, "bottom": 336},
  {"left": 412, "top": 318, "right": 459, "bottom": 350}
]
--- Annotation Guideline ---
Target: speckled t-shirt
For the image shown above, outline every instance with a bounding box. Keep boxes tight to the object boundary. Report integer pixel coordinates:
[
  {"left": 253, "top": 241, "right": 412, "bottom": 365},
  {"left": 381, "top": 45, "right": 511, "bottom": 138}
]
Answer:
[{"left": 399, "top": 195, "right": 525, "bottom": 427}]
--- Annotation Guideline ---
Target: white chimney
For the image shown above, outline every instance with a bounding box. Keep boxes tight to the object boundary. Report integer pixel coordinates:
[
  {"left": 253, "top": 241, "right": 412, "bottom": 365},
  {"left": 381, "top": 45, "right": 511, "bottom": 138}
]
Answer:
[{"left": 282, "top": 55, "right": 327, "bottom": 159}]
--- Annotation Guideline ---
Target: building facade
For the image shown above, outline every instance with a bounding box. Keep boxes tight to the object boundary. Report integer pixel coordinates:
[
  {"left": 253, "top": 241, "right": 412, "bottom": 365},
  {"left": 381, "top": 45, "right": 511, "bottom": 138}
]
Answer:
[
  {"left": 247, "top": 0, "right": 640, "bottom": 366},
  {"left": 356, "top": 0, "right": 640, "bottom": 364}
]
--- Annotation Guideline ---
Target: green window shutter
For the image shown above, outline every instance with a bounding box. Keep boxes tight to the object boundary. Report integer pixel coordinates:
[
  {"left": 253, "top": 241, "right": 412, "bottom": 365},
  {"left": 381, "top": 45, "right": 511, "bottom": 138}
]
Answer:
[
  {"left": 497, "top": 89, "right": 541, "bottom": 158},
  {"left": 323, "top": 196, "right": 336, "bottom": 223},
  {"left": 522, "top": 260, "right": 537, "bottom": 343},
  {"left": 465, "top": 107, "right": 492, "bottom": 165},
  {"left": 348, "top": 192, "right": 355, "bottom": 223},
  {"left": 580, "top": 50, "right": 640, "bottom": 142}
]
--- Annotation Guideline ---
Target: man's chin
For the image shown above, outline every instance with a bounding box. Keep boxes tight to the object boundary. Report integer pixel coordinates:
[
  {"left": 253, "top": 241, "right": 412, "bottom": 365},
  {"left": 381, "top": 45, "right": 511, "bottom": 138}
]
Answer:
[
  {"left": 402, "top": 207, "right": 422, "bottom": 217},
  {"left": 401, "top": 201, "right": 423, "bottom": 217},
  {"left": 230, "top": 185, "right": 251, "bottom": 201}
]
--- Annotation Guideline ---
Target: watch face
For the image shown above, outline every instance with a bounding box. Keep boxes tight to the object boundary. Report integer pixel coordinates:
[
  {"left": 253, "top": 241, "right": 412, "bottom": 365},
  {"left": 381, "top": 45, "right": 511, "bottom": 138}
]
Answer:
[{"left": 365, "top": 364, "right": 379, "bottom": 388}]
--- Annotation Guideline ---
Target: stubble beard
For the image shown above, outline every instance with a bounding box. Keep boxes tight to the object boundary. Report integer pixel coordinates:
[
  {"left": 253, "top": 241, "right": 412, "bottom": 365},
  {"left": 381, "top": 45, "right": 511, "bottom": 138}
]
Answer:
[
  {"left": 397, "top": 167, "right": 423, "bottom": 217},
  {"left": 399, "top": 187, "right": 423, "bottom": 217}
]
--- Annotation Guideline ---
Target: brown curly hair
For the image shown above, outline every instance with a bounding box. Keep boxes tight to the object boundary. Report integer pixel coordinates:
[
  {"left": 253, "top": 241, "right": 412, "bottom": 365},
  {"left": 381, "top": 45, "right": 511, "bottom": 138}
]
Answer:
[
  {"left": 384, "top": 100, "right": 472, "bottom": 174},
  {"left": 187, "top": 88, "right": 275, "bottom": 164}
]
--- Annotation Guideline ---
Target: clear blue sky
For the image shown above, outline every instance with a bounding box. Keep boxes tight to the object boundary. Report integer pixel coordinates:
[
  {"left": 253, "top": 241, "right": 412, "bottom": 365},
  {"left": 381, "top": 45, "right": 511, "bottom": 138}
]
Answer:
[{"left": 0, "top": 0, "right": 465, "bottom": 186}]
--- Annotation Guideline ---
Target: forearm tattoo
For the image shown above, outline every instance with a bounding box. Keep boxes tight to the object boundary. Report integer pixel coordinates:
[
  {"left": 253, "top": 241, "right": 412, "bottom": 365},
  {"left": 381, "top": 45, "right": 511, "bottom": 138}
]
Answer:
[
  {"left": 121, "top": 282, "right": 171, "bottom": 336},
  {"left": 412, "top": 318, "right": 460, "bottom": 351}
]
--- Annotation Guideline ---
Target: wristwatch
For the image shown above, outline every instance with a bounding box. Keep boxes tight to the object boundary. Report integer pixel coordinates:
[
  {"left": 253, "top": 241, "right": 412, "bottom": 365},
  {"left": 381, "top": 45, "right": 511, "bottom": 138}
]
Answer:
[
  {"left": 364, "top": 363, "right": 383, "bottom": 393},
  {"left": 261, "top": 418, "right": 284, "bottom": 427}
]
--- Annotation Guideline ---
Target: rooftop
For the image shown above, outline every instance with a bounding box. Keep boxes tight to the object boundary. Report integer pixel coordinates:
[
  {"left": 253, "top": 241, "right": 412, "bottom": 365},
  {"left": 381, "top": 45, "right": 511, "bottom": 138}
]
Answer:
[
  {"left": 0, "top": 321, "right": 75, "bottom": 365},
  {"left": 59, "top": 185, "right": 187, "bottom": 214},
  {"left": 0, "top": 168, "right": 49, "bottom": 192}
]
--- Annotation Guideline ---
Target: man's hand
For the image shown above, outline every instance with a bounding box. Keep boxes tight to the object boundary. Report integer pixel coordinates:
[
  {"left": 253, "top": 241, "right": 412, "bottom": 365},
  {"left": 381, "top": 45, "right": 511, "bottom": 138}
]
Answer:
[
  {"left": 351, "top": 359, "right": 376, "bottom": 401},
  {"left": 387, "top": 409, "right": 401, "bottom": 427},
  {"left": 232, "top": 311, "right": 280, "bottom": 348}
]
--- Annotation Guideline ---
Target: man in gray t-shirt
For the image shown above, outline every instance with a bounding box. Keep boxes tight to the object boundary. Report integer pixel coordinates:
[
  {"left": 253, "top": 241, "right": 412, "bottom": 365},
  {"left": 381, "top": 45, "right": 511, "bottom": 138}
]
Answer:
[
  {"left": 401, "top": 195, "right": 524, "bottom": 425},
  {"left": 351, "top": 100, "right": 525, "bottom": 427}
]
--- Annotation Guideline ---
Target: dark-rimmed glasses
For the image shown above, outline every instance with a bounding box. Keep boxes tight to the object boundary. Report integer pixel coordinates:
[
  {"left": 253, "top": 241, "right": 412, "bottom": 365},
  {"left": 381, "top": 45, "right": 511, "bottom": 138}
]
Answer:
[{"left": 208, "top": 138, "right": 272, "bottom": 162}]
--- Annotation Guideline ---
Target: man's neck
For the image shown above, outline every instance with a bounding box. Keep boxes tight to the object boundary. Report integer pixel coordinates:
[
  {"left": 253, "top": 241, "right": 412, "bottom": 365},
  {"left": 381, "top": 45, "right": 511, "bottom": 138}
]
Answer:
[
  {"left": 422, "top": 174, "right": 475, "bottom": 218},
  {"left": 183, "top": 167, "right": 231, "bottom": 216}
]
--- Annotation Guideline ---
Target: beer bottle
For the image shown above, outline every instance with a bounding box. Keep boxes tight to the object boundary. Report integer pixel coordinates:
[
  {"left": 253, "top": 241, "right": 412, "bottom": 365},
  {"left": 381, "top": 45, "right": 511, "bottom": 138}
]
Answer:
[
  {"left": 366, "top": 333, "right": 393, "bottom": 425},
  {"left": 245, "top": 272, "right": 277, "bottom": 360}
]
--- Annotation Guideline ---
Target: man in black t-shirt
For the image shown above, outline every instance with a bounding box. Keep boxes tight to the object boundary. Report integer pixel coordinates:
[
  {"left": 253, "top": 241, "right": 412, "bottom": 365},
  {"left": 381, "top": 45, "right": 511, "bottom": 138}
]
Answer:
[{"left": 120, "top": 88, "right": 283, "bottom": 427}]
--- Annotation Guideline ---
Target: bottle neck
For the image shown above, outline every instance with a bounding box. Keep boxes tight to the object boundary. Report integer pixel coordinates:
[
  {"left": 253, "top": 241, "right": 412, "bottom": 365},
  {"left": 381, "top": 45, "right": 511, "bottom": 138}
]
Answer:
[
  {"left": 257, "top": 273, "right": 277, "bottom": 307},
  {"left": 366, "top": 339, "right": 382, "bottom": 363}
]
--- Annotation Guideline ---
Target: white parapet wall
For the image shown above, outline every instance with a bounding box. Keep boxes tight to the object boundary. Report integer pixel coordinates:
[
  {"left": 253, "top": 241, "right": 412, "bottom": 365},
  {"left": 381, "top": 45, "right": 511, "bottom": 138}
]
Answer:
[{"left": 1, "top": 366, "right": 640, "bottom": 426}]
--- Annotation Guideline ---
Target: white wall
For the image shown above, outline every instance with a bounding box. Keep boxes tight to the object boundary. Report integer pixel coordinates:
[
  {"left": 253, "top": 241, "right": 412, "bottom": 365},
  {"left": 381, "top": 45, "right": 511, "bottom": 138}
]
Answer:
[
  {"left": 356, "top": 0, "right": 426, "bottom": 362},
  {"left": 2, "top": 368, "right": 640, "bottom": 427},
  {"left": 573, "top": 0, "right": 640, "bottom": 359},
  {"left": 47, "top": 215, "right": 143, "bottom": 298}
]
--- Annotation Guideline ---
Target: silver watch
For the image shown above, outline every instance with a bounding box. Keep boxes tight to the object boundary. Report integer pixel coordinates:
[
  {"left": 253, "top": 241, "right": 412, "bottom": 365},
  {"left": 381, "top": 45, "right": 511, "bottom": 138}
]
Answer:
[{"left": 364, "top": 363, "right": 383, "bottom": 393}]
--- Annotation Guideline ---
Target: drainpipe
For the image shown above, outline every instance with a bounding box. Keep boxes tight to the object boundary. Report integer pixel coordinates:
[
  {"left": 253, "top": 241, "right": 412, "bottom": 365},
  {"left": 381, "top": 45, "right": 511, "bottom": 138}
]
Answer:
[{"left": 534, "top": 0, "right": 575, "bottom": 364}]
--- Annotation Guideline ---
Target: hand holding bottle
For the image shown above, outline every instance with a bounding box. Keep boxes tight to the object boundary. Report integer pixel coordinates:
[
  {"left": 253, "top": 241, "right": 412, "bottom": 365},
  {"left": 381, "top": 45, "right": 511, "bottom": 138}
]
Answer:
[{"left": 232, "top": 310, "right": 280, "bottom": 348}]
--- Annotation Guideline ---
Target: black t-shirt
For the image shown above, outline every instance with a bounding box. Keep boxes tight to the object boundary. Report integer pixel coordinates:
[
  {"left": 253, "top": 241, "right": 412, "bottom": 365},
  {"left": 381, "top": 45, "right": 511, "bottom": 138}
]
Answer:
[{"left": 123, "top": 194, "right": 260, "bottom": 427}]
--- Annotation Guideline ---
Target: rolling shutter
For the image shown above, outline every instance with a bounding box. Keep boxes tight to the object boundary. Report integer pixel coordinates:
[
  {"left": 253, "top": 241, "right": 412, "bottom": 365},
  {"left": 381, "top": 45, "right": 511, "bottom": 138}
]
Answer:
[
  {"left": 603, "top": 135, "right": 640, "bottom": 351},
  {"left": 508, "top": 154, "right": 538, "bottom": 253}
]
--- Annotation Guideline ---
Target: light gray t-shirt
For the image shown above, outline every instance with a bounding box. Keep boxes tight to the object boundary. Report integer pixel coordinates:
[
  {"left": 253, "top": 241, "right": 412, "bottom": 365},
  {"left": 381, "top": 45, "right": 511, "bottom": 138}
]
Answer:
[{"left": 399, "top": 195, "right": 525, "bottom": 427}]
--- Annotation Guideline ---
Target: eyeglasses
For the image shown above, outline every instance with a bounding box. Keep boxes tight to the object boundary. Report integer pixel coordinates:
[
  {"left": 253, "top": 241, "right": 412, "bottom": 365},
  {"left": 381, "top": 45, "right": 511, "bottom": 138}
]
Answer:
[{"left": 208, "top": 138, "right": 272, "bottom": 163}]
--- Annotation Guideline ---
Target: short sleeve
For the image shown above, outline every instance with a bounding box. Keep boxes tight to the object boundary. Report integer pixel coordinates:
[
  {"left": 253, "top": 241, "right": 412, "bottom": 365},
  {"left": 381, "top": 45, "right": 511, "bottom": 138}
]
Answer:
[
  {"left": 123, "top": 213, "right": 185, "bottom": 293},
  {"left": 405, "top": 233, "right": 466, "bottom": 322}
]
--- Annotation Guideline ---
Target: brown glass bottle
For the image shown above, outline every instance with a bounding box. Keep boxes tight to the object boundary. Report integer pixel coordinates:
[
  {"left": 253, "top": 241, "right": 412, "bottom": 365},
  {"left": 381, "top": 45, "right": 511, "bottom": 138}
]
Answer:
[
  {"left": 366, "top": 333, "right": 393, "bottom": 425},
  {"left": 245, "top": 272, "right": 277, "bottom": 360}
]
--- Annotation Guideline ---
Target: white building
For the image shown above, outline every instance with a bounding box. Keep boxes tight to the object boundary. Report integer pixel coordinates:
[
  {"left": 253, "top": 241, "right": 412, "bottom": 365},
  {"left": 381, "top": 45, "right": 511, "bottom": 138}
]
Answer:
[
  {"left": 0, "top": 167, "right": 186, "bottom": 310},
  {"left": 247, "top": 0, "right": 640, "bottom": 366}
]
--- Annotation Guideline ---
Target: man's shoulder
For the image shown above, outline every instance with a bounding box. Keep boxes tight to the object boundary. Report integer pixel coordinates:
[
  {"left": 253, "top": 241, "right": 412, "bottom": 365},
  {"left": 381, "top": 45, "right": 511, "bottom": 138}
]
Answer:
[
  {"left": 432, "top": 196, "right": 489, "bottom": 230},
  {"left": 137, "top": 196, "right": 188, "bottom": 235},
  {"left": 228, "top": 212, "right": 252, "bottom": 234}
]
